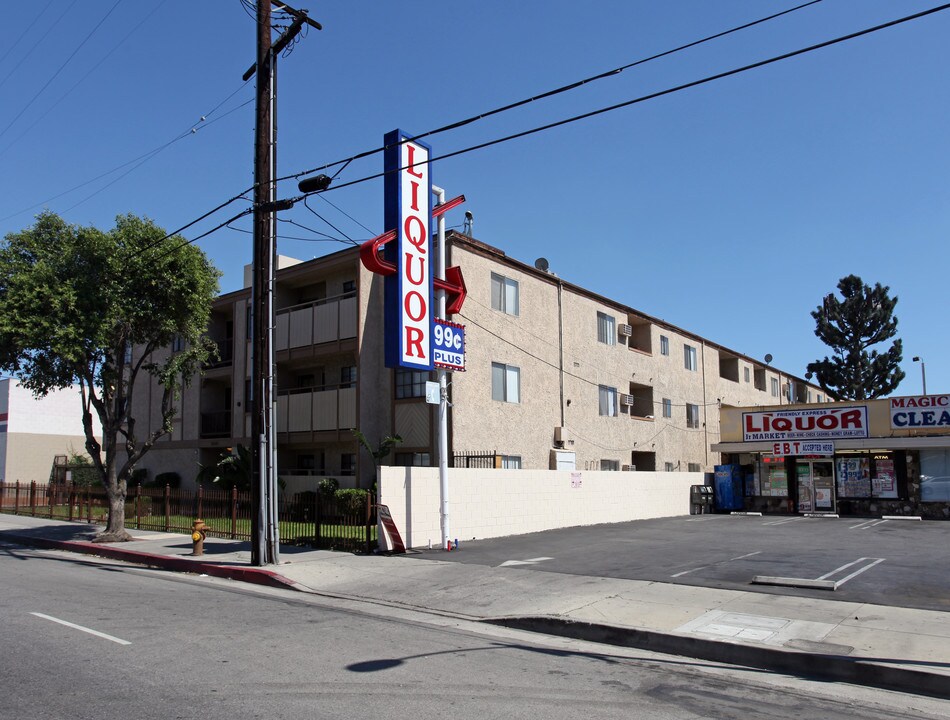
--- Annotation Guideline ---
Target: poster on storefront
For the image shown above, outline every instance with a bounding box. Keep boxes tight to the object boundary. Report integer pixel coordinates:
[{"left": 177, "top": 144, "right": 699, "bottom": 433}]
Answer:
[
  {"left": 872, "top": 456, "right": 898, "bottom": 498},
  {"left": 836, "top": 458, "right": 871, "bottom": 497},
  {"left": 815, "top": 486, "right": 833, "bottom": 508},
  {"left": 768, "top": 465, "right": 788, "bottom": 497}
]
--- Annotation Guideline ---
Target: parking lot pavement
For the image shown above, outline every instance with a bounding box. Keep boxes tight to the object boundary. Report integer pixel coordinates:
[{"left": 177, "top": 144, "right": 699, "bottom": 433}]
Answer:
[{"left": 405, "top": 514, "right": 950, "bottom": 612}]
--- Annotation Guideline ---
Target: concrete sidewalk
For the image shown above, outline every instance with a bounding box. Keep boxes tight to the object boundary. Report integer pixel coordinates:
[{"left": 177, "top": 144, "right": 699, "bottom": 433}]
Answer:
[{"left": 2, "top": 514, "right": 949, "bottom": 700}]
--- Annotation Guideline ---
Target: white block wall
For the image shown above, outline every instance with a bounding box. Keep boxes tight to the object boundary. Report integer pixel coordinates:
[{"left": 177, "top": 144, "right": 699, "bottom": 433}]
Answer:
[{"left": 378, "top": 467, "right": 701, "bottom": 550}]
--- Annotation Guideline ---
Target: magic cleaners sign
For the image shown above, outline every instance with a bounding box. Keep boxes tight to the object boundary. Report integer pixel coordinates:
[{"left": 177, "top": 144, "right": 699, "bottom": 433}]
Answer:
[
  {"left": 890, "top": 395, "right": 950, "bottom": 429},
  {"left": 384, "top": 129, "right": 433, "bottom": 370}
]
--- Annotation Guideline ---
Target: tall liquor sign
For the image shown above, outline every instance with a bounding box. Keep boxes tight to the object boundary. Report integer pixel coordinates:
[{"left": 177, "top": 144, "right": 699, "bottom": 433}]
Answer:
[
  {"left": 360, "top": 130, "right": 467, "bottom": 369},
  {"left": 384, "top": 129, "right": 433, "bottom": 370}
]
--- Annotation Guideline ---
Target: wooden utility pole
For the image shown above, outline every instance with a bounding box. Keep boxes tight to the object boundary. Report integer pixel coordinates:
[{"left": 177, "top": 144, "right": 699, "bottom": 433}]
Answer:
[{"left": 249, "top": 1, "right": 321, "bottom": 566}]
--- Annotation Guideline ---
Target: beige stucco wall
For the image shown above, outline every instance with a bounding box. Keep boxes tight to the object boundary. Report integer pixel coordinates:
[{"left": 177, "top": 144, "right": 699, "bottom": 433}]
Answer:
[
  {"left": 378, "top": 465, "right": 700, "bottom": 549},
  {"left": 2, "top": 432, "right": 90, "bottom": 483}
]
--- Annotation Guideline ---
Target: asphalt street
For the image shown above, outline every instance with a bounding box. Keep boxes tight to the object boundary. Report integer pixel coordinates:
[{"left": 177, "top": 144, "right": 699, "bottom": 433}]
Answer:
[
  {"left": 408, "top": 514, "right": 950, "bottom": 612},
  {"left": 3, "top": 541, "right": 949, "bottom": 720}
]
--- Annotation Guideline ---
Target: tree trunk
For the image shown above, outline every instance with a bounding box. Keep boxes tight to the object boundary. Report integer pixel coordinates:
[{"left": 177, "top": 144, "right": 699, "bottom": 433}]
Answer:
[{"left": 94, "top": 475, "right": 132, "bottom": 543}]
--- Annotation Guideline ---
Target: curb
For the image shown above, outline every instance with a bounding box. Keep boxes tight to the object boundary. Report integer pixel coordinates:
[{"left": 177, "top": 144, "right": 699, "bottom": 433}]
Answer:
[
  {"left": 485, "top": 616, "right": 950, "bottom": 701},
  {"left": 5, "top": 533, "right": 301, "bottom": 592}
]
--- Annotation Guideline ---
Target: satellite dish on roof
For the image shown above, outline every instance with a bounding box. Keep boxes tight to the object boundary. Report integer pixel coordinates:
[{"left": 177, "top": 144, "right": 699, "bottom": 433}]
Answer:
[
  {"left": 534, "top": 257, "right": 550, "bottom": 272},
  {"left": 764, "top": 353, "right": 773, "bottom": 365}
]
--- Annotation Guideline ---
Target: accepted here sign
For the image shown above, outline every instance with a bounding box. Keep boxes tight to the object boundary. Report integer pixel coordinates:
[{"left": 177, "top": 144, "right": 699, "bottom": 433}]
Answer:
[{"left": 772, "top": 440, "right": 835, "bottom": 456}]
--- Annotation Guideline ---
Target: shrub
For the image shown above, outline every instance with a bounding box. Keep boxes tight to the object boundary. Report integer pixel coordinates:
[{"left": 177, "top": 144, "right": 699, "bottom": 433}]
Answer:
[
  {"left": 130, "top": 468, "right": 149, "bottom": 486},
  {"left": 318, "top": 477, "right": 339, "bottom": 497},
  {"left": 334, "top": 488, "right": 368, "bottom": 516},
  {"left": 155, "top": 472, "right": 181, "bottom": 489}
]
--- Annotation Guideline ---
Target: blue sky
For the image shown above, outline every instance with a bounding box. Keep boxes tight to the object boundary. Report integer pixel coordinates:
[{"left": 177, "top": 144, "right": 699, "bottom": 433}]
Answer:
[{"left": 1, "top": 1, "right": 946, "bottom": 396}]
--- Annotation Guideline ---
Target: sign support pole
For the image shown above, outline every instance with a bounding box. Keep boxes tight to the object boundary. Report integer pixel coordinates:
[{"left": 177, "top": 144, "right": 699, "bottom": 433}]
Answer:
[{"left": 432, "top": 184, "right": 450, "bottom": 551}]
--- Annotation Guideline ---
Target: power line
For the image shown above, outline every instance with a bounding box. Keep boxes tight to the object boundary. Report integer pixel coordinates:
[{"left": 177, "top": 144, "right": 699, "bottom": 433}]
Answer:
[
  {"left": 0, "top": 0, "right": 170, "bottom": 160},
  {"left": 0, "top": 0, "right": 55, "bottom": 69},
  {"left": 276, "top": 0, "right": 825, "bottom": 185},
  {"left": 0, "top": 0, "right": 122, "bottom": 141},
  {"left": 302, "top": 2, "right": 950, "bottom": 201},
  {"left": 0, "top": 0, "right": 70, "bottom": 90}
]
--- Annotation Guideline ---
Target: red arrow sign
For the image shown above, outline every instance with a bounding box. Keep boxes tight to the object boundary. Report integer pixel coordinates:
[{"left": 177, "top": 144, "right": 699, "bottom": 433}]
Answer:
[{"left": 359, "top": 194, "right": 467, "bottom": 314}]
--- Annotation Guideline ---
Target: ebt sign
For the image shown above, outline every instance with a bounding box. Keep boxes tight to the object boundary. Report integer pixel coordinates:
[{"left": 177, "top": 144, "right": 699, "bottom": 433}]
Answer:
[{"left": 384, "top": 130, "right": 433, "bottom": 370}]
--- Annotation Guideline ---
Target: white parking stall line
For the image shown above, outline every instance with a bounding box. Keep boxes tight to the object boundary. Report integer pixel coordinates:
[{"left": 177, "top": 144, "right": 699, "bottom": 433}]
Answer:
[
  {"left": 816, "top": 557, "right": 872, "bottom": 581},
  {"left": 849, "top": 519, "right": 878, "bottom": 530},
  {"left": 833, "top": 558, "right": 886, "bottom": 586},
  {"left": 763, "top": 517, "right": 804, "bottom": 526},
  {"left": 671, "top": 566, "right": 708, "bottom": 578},
  {"left": 863, "top": 519, "right": 889, "bottom": 529},
  {"left": 30, "top": 613, "right": 131, "bottom": 646},
  {"left": 671, "top": 551, "right": 761, "bottom": 578}
]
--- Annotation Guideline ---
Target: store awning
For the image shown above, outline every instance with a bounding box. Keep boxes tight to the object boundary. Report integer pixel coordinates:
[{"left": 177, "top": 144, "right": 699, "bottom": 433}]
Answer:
[{"left": 712, "top": 436, "right": 950, "bottom": 454}]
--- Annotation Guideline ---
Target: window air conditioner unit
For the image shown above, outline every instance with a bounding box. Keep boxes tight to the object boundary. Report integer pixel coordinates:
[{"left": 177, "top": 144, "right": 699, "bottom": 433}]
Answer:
[
  {"left": 554, "top": 426, "right": 571, "bottom": 444},
  {"left": 620, "top": 394, "right": 635, "bottom": 406},
  {"left": 619, "top": 324, "right": 633, "bottom": 337},
  {"left": 622, "top": 464, "right": 636, "bottom": 471}
]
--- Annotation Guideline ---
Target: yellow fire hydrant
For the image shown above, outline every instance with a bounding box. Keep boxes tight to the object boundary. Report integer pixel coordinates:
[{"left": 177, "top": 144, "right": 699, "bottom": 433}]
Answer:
[{"left": 191, "top": 519, "right": 208, "bottom": 556}]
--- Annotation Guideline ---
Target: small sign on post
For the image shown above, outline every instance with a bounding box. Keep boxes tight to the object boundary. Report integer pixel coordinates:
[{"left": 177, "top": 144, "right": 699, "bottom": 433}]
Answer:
[{"left": 425, "top": 381, "right": 440, "bottom": 405}]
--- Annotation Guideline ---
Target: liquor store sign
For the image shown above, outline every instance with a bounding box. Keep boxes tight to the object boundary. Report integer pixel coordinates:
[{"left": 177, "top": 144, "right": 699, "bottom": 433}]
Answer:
[{"left": 743, "top": 407, "right": 869, "bottom": 441}]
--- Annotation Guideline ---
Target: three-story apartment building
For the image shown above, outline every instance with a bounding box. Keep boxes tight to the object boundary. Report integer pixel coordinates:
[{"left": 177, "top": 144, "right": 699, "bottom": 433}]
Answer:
[{"left": 131, "top": 230, "right": 822, "bottom": 492}]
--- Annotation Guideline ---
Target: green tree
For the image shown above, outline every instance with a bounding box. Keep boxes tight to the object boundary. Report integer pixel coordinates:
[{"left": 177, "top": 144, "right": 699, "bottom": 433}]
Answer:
[
  {"left": 806, "top": 274, "right": 905, "bottom": 401},
  {"left": 352, "top": 429, "right": 402, "bottom": 489},
  {"left": 0, "top": 212, "right": 220, "bottom": 541}
]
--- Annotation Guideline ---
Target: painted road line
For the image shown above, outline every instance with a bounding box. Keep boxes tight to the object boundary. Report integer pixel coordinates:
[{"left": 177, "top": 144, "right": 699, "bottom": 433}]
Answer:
[
  {"left": 862, "top": 519, "right": 889, "bottom": 529},
  {"left": 498, "top": 557, "right": 553, "bottom": 567},
  {"left": 848, "top": 519, "right": 879, "bottom": 530},
  {"left": 833, "top": 558, "right": 886, "bottom": 586},
  {"left": 30, "top": 613, "right": 131, "bottom": 645},
  {"left": 671, "top": 551, "right": 760, "bottom": 577},
  {"left": 762, "top": 517, "right": 803, "bottom": 526},
  {"left": 671, "top": 566, "right": 708, "bottom": 578},
  {"left": 754, "top": 556, "right": 885, "bottom": 591}
]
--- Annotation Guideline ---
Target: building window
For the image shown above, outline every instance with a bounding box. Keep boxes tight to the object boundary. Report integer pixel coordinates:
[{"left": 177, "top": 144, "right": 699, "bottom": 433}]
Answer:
[
  {"left": 817, "top": 394, "right": 823, "bottom": 403},
  {"left": 340, "top": 453, "right": 356, "bottom": 476},
  {"left": 491, "top": 362, "right": 520, "bottom": 403},
  {"left": 686, "top": 403, "right": 700, "bottom": 429},
  {"left": 597, "top": 312, "right": 616, "bottom": 345},
  {"left": 684, "top": 344, "right": 697, "bottom": 371},
  {"left": 664, "top": 462, "right": 675, "bottom": 472},
  {"left": 660, "top": 335, "right": 669, "bottom": 356},
  {"left": 744, "top": 367, "right": 750, "bottom": 383},
  {"left": 396, "top": 368, "right": 429, "bottom": 399},
  {"left": 340, "top": 366, "right": 357, "bottom": 389},
  {"left": 171, "top": 334, "right": 185, "bottom": 352},
  {"left": 395, "top": 452, "right": 431, "bottom": 467},
  {"left": 662, "top": 398, "right": 672, "bottom": 418},
  {"left": 688, "top": 463, "right": 702, "bottom": 473},
  {"left": 342, "top": 280, "right": 356, "bottom": 296},
  {"left": 599, "top": 385, "right": 618, "bottom": 416},
  {"left": 501, "top": 455, "right": 522, "bottom": 469},
  {"left": 771, "top": 377, "right": 780, "bottom": 397},
  {"left": 490, "top": 273, "right": 519, "bottom": 315},
  {"left": 601, "top": 459, "right": 620, "bottom": 471}
]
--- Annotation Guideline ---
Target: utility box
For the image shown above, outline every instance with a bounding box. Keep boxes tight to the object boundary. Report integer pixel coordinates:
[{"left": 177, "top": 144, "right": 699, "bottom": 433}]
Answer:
[
  {"left": 690, "top": 485, "right": 714, "bottom": 514},
  {"left": 713, "top": 464, "right": 744, "bottom": 511},
  {"left": 550, "top": 449, "right": 576, "bottom": 471}
]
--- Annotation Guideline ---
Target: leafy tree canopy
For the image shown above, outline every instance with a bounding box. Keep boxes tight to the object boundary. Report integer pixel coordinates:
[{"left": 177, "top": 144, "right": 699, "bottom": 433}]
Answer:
[
  {"left": 0, "top": 211, "right": 221, "bottom": 540},
  {"left": 806, "top": 274, "right": 905, "bottom": 401}
]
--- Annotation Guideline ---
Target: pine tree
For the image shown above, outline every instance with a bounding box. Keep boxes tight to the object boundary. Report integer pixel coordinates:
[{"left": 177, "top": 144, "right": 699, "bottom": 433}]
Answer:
[{"left": 806, "top": 275, "right": 905, "bottom": 401}]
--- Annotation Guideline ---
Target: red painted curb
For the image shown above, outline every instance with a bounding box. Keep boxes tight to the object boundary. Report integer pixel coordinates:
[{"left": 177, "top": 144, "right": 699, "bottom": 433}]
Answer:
[{"left": 6, "top": 534, "right": 300, "bottom": 591}]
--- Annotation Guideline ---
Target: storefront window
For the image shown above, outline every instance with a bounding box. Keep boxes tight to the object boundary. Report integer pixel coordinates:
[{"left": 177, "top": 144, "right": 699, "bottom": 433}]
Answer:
[
  {"left": 836, "top": 457, "right": 871, "bottom": 498},
  {"left": 920, "top": 448, "right": 950, "bottom": 502},
  {"left": 755, "top": 456, "right": 788, "bottom": 497}
]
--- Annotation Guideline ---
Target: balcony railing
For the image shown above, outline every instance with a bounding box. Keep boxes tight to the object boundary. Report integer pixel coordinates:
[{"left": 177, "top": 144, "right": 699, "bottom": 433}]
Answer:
[
  {"left": 203, "top": 339, "right": 234, "bottom": 368},
  {"left": 276, "top": 385, "right": 356, "bottom": 433},
  {"left": 200, "top": 410, "right": 232, "bottom": 438},
  {"left": 275, "top": 293, "right": 357, "bottom": 351}
]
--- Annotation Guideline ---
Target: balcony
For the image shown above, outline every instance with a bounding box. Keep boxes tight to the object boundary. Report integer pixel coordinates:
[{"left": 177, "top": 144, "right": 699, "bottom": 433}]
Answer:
[
  {"left": 203, "top": 339, "right": 234, "bottom": 369},
  {"left": 276, "top": 385, "right": 357, "bottom": 434},
  {"left": 276, "top": 293, "right": 357, "bottom": 351},
  {"left": 200, "top": 410, "right": 232, "bottom": 438}
]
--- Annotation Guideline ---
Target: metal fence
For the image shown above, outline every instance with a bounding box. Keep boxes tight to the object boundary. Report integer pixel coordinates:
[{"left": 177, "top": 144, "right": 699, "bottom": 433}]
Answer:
[
  {"left": 453, "top": 450, "right": 498, "bottom": 469},
  {"left": 0, "top": 480, "right": 377, "bottom": 553}
]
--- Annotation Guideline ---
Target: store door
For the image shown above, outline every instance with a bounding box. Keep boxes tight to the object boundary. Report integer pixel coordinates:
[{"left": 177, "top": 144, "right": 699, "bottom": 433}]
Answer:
[{"left": 796, "top": 459, "right": 836, "bottom": 513}]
